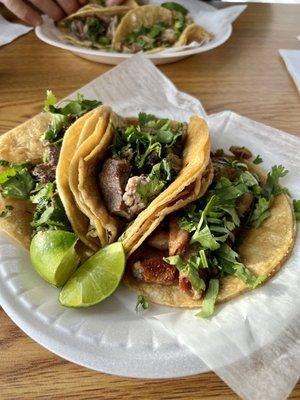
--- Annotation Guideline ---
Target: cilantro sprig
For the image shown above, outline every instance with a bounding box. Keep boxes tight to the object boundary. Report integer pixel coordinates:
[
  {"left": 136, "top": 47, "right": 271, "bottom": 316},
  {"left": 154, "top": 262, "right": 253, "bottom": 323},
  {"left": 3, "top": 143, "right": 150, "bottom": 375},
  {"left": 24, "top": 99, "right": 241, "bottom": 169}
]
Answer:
[{"left": 42, "top": 90, "right": 101, "bottom": 143}]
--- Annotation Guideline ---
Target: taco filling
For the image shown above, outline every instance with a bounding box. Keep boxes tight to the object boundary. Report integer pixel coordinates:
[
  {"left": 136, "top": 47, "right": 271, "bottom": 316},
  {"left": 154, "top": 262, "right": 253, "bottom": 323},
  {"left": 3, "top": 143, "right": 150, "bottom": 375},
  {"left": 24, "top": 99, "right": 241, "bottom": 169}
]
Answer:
[
  {"left": 98, "top": 113, "right": 186, "bottom": 221},
  {"left": 63, "top": 15, "right": 121, "bottom": 48},
  {"left": 126, "top": 146, "right": 292, "bottom": 315},
  {"left": 0, "top": 92, "right": 101, "bottom": 237},
  {"left": 123, "top": 3, "right": 193, "bottom": 52}
]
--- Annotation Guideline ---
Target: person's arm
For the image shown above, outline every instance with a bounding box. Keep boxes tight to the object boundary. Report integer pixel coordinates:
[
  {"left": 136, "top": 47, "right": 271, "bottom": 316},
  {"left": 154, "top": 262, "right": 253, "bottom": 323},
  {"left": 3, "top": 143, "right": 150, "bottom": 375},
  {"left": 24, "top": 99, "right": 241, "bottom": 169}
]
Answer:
[{"left": 0, "top": 0, "right": 87, "bottom": 26}]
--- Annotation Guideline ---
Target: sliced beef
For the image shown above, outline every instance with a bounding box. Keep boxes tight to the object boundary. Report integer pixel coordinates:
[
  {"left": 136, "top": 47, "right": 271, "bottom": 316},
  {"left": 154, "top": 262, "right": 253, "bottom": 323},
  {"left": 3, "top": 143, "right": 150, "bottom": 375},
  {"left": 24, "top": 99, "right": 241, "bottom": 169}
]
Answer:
[
  {"left": 169, "top": 216, "right": 190, "bottom": 256},
  {"left": 229, "top": 146, "right": 252, "bottom": 159},
  {"left": 99, "top": 157, "right": 131, "bottom": 219},
  {"left": 132, "top": 258, "right": 177, "bottom": 285},
  {"left": 147, "top": 229, "right": 169, "bottom": 250},
  {"left": 236, "top": 192, "right": 254, "bottom": 216},
  {"left": 212, "top": 157, "right": 239, "bottom": 182}
]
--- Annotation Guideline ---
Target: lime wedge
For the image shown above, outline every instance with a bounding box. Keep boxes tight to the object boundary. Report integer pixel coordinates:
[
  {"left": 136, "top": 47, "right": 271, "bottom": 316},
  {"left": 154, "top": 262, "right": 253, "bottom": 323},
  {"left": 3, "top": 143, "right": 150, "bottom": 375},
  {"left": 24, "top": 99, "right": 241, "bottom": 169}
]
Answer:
[
  {"left": 59, "top": 242, "right": 125, "bottom": 308},
  {"left": 30, "top": 230, "right": 80, "bottom": 287}
]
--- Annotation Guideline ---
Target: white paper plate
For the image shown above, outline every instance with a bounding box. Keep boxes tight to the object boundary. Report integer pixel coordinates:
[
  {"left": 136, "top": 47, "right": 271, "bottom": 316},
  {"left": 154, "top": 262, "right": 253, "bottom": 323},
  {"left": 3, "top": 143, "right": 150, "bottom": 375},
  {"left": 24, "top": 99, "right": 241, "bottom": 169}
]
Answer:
[{"left": 35, "top": 0, "right": 245, "bottom": 65}]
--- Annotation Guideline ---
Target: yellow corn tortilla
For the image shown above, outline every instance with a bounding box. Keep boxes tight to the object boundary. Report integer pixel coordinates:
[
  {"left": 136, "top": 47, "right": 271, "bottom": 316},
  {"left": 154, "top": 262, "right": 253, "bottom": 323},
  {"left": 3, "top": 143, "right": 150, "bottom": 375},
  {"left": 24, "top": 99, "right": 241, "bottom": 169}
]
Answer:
[
  {"left": 0, "top": 114, "right": 50, "bottom": 249},
  {"left": 176, "top": 23, "right": 213, "bottom": 47},
  {"left": 112, "top": 4, "right": 213, "bottom": 53},
  {"left": 74, "top": 111, "right": 211, "bottom": 253},
  {"left": 56, "top": 109, "right": 103, "bottom": 252},
  {"left": 58, "top": 5, "right": 134, "bottom": 49},
  {"left": 123, "top": 163, "right": 296, "bottom": 308},
  {"left": 68, "top": 106, "right": 119, "bottom": 246}
]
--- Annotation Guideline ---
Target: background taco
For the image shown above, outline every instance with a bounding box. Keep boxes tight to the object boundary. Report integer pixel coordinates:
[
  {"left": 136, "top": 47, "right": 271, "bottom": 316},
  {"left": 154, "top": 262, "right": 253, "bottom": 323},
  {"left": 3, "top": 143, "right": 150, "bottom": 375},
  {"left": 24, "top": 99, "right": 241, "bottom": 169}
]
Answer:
[
  {"left": 112, "top": 3, "right": 213, "bottom": 53},
  {"left": 58, "top": 4, "right": 135, "bottom": 49},
  {"left": 0, "top": 93, "right": 102, "bottom": 254}
]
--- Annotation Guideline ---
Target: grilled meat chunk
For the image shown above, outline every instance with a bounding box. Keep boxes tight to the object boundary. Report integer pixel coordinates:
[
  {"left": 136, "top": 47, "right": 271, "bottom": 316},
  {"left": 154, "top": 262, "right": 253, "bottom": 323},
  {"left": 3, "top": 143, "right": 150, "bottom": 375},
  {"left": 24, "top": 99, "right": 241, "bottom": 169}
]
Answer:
[
  {"left": 169, "top": 216, "right": 190, "bottom": 256},
  {"left": 229, "top": 146, "right": 252, "bottom": 159},
  {"left": 237, "top": 192, "right": 254, "bottom": 216},
  {"left": 148, "top": 229, "right": 169, "bottom": 250},
  {"left": 132, "top": 258, "right": 177, "bottom": 285},
  {"left": 99, "top": 157, "right": 131, "bottom": 219},
  {"left": 122, "top": 175, "right": 148, "bottom": 219}
]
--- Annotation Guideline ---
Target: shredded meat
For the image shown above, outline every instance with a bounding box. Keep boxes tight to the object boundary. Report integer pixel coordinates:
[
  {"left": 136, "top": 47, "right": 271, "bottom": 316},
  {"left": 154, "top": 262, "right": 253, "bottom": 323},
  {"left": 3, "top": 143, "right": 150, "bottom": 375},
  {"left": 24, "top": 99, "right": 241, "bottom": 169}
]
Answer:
[
  {"left": 99, "top": 157, "right": 131, "bottom": 219},
  {"left": 132, "top": 258, "right": 177, "bottom": 285},
  {"left": 161, "top": 28, "right": 177, "bottom": 44},
  {"left": 122, "top": 175, "right": 148, "bottom": 219},
  {"left": 179, "top": 272, "right": 203, "bottom": 300},
  {"left": 148, "top": 229, "right": 169, "bottom": 250},
  {"left": 229, "top": 146, "right": 252, "bottom": 159},
  {"left": 212, "top": 157, "right": 239, "bottom": 182},
  {"left": 237, "top": 192, "right": 254, "bottom": 216},
  {"left": 169, "top": 216, "right": 190, "bottom": 256},
  {"left": 106, "top": 16, "right": 118, "bottom": 39}
]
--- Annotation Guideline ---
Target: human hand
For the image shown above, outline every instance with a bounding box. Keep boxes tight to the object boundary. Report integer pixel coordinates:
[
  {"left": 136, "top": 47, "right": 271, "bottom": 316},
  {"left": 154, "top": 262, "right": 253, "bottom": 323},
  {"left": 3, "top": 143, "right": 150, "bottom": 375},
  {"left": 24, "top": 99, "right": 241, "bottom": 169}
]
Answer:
[
  {"left": 105, "top": 0, "right": 126, "bottom": 5},
  {"left": 1, "top": 0, "right": 87, "bottom": 26}
]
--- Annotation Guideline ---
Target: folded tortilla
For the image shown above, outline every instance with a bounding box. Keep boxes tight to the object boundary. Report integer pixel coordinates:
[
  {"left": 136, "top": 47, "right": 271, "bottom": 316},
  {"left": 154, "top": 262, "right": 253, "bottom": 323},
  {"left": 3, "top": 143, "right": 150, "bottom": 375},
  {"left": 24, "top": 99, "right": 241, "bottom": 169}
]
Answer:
[
  {"left": 123, "top": 163, "right": 296, "bottom": 307},
  {"left": 67, "top": 108, "right": 211, "bottom": 253},
  {"left": 58, "top": 4, "right": 135, "bottom": 49},
  {"left": 112, "top": 4, "right": 213, "bottom": 53}
]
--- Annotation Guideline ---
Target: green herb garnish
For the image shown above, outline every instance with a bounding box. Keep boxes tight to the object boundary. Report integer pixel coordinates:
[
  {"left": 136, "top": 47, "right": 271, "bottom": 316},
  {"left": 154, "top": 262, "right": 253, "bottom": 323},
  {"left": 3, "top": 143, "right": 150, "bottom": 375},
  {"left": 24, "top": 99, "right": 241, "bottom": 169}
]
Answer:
[{"left": 135, "top": 295, "right": 149, "bottom": 312}]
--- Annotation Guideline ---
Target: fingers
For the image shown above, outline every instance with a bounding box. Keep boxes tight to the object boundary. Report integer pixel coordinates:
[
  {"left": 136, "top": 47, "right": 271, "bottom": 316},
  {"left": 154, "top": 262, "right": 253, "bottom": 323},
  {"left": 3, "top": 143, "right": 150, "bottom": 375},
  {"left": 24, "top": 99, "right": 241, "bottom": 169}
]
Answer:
[
  {"left": 2, "top": 0, "right": 42, "bottom": 26},
  {"left": 29, "top": 0, "right": 64, "bottom": 21},
  {"left": 55, "top": 0, "right": 82, "bottom": 15},
  {"left": 106, "top": 0, "right": 125, "bottom": 5}
]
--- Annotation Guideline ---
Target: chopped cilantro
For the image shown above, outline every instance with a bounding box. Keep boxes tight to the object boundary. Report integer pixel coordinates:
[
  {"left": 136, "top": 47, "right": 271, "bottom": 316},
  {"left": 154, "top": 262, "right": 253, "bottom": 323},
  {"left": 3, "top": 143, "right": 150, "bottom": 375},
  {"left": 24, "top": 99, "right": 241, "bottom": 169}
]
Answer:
[
  {"left": 195, "top": 279, "right": 219, "bottom": 318},
  {"left": 0, "top": 205, "right": 13, "bottom": 219},
  {"left": 42, "top": 91, "right": 101, "bottom": 143},
  {"left": 0, "top": 162, "right": 34, "bottom": 200},
  {"left": 161, "top": 2, "right": 188, "bottom": 15},
  {"left": 293, "top": 199, "right": 300, "bottom": 221},
  {"left": 135, "top": 295, "right": 149, "bottom": 312},
  {"left": 253, "top": 154, "right": 263, "bottom": 164}
]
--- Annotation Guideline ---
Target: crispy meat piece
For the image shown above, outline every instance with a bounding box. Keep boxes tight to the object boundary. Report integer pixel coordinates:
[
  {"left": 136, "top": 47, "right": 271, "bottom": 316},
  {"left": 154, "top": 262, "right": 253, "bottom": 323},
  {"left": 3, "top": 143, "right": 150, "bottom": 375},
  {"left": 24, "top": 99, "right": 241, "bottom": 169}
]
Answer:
[
  {"left": 212, "top": 157, "right": 239, "bottom": 182},
  {"left": 99, "top": 157, "right": 131, "bottom": 219},
  {"left": 237, "top": 192, "right": 254, "bottom": 216},
  {"left": 169, "top": 216, "right": 190, "bottom": 256},
  {"left": 229, "top": 146, "right": 252, "bottom": 159},
  {"left": 148, "top": 229, "right": 169, "bottom": 250},
  {"left": 132, "top": 258, "right": 177, "bottom": 285}
]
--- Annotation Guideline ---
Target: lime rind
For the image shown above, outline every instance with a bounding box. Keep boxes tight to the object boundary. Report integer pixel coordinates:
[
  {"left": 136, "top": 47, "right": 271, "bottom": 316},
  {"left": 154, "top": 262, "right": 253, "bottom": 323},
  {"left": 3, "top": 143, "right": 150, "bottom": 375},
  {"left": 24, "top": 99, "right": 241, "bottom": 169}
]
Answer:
[
  {"left": 30, "top": 230, "right": 80, "bottom": 287},
  {"left": 59, "top": 242, "right": 125, "bottom": 307}
]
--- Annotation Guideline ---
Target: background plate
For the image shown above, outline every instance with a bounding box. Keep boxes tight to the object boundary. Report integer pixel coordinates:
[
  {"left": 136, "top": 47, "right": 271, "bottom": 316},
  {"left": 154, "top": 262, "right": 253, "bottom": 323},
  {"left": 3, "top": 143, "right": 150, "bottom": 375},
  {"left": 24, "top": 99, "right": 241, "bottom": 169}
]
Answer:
[{"left": 35, "top": 0, "right": 241, "bottom": 65}]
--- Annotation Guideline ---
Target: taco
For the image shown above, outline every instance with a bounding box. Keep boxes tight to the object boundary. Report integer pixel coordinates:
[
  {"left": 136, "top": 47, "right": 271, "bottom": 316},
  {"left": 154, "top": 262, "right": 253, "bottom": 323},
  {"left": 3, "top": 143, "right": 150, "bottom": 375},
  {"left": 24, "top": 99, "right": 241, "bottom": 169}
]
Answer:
[
  {"left": 0, "top": 92, "right": 102, "bottom": 254},
  {"left": 67, "top": 110, "right": 212, "bottom": 253},
  {"left": 57, "top": 4, "right": 135, "bottom": 49},
  {"left": 112, "top": 3, "right": 213, "bottom": 53},
  {"left": 124, "top": 146, "right": 296, "bottom": 315}
]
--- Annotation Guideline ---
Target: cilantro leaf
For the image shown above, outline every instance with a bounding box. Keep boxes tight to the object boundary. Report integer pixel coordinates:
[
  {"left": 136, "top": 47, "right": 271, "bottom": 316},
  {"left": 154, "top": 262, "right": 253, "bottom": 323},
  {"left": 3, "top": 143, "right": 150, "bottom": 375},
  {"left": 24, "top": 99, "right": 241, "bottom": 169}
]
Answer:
[
  {"left": 0, "top": 205, "right": 13, "bottom": 219},
  {"left": 42, "top": 92, "right": 101, "bottom": 143},
  {"left": 31, "top": 182, "right": 71, "bottom": 232},
  {"left": 135, "top": 295, "right": 149, "bottom": 312},
  {"left": 293, "top": 199, "right": 300, "bottom": 222},
  {"left": 161, "top": 2, "right": 188, "bottom": 15},
  {"left": 250, "top": 197, "right": 271, "bottom": 228},
  {"left": 0, "top": 163, "right": 34, "bottom": 200},
  {"left": 195, "top": 279, "right": 219, "bottom": 318},
  {"left": 262, "top": 165, "right": 289, "bottom": 200},
  {"left": 217, "top": 244, "right": 266, "bottom": 289},
  {"left": 253, "top": 154, "right": 263, "bottom": 164}
]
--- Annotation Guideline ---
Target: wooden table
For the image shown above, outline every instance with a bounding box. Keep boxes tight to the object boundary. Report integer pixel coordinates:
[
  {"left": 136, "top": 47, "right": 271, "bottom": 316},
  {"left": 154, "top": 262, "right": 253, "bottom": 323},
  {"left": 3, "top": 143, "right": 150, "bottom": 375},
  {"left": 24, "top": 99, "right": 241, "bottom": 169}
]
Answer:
[{"left": 0, "top": 3, "right": 299, "bottom": 399}]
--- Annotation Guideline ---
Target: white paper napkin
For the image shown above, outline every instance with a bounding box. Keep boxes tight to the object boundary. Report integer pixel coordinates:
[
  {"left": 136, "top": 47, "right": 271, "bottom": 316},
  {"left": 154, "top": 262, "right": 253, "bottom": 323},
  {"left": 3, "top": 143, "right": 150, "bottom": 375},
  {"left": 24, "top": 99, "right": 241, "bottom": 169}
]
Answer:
[
  {"left": 0, "top": 15, "right": 32, "bottom": 47},
  {"left": 279, "top": 49, "right": 300, "bottom": 92},
  {"left": 67, "top": 54, "right": 300, "bottom": 399}
]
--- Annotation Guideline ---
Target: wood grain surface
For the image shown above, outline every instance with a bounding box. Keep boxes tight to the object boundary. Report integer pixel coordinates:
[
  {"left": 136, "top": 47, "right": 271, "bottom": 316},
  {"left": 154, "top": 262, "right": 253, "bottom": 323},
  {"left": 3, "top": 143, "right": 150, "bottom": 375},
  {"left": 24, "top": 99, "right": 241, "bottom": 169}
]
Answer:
[{"left": 0, "top": 2, "right": 299, "bottom": 399}]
